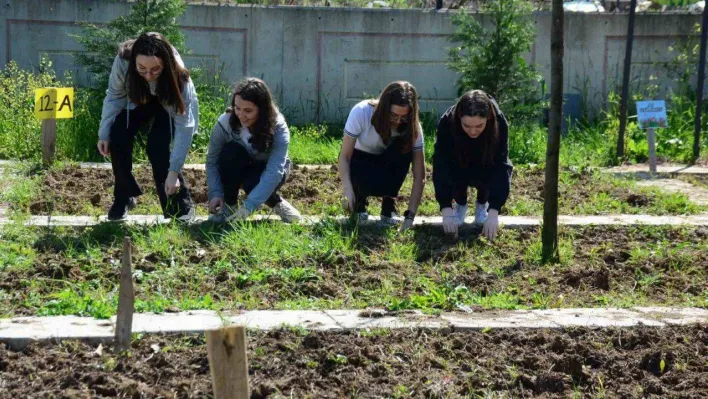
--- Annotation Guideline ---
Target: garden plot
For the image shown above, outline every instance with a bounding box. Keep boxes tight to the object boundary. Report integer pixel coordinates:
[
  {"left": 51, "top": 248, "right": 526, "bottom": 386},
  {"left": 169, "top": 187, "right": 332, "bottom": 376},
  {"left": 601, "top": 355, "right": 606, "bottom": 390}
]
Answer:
[
  {"left": 6, "top": 164, "right": 706, "bottom": 217},
  {"left": 1, "top": 223, "right": 706, "bottom": 318},
  {"left": 1, "top": 326, "right": 706, "bottom": 398}
]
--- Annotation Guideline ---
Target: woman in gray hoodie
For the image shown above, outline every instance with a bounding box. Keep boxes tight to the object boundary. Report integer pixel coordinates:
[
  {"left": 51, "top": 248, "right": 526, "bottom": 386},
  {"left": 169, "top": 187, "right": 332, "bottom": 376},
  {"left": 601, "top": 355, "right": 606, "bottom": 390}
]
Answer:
[
  {"left": 97, "top": 32, "right": 198, "bottom": 222},
  {"left": 205, "top": 77, "right": 301, "bottom": 223}
]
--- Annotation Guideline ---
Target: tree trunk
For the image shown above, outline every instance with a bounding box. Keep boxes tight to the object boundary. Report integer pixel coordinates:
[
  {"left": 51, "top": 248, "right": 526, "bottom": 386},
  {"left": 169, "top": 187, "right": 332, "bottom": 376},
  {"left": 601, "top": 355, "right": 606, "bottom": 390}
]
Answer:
[
  {"left": 694, "top": 5, "right": 708, "bottom": 162},
  {"left": 617, "top": 0, "right": 637, "bottom": 160},
  {"left": 542, "top": 0, "right": 564, "bottom": 263}
]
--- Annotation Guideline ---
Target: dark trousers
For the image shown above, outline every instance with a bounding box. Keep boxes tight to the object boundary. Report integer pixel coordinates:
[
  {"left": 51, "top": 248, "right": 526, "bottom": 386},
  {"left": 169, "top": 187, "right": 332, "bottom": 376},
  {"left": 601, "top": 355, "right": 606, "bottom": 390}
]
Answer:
[
  {"left": 349, "top": 141, "right": 412, "bottom": 215},
  {"left": 218, "top": 142, "right": 288, "bottom": 208},
  {"left": 109, "top": 101, "right": 193, "bottom": 217},
  {"left": 454, "top": 179, "right": 490, "bottom": 206}
]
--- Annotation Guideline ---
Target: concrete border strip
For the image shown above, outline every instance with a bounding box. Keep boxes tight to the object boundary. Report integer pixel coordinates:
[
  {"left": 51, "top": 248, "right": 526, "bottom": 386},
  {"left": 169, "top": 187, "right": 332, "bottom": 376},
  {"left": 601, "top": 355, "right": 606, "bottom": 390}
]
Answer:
[
  {"left": 1, "top": 160, "right": 706, "bottom": 174},
  {"left": 1, "top": 307, "right": 706, "bottom": 349},
  {"left": 2, "top": 214, "right": 708, "bottom": 228}
]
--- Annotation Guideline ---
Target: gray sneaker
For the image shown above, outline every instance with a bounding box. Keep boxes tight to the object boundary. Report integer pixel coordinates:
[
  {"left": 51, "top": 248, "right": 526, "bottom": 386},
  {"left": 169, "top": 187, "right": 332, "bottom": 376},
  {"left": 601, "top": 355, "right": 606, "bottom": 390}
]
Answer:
[
  {"left": 208, "top": 205, "right": 235, "bottom": 224},
  {"left": 272, "top": 199, "right": 302, "bottom": 223},
  {"left": 175, "top": 207, "right": 196, "bottom": 224},
  {"left": 379, "top": 212, "right": 404, "bottom": 226}
]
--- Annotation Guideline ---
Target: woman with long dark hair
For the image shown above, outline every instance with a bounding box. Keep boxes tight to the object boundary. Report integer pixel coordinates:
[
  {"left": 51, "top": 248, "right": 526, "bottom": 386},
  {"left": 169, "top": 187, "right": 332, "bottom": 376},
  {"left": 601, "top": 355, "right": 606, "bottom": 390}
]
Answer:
[
  {"left": 97, "top": 32, "right": 198, "bottom": 222},
  {"left": 433, "top": 90, "right": 513, "bottom": 240},
  {"left": 205, "top": 77, "right": 301, "bottom": 223},
  {"left": 337, "top": 81, "right": 426, "bottom": 231}
]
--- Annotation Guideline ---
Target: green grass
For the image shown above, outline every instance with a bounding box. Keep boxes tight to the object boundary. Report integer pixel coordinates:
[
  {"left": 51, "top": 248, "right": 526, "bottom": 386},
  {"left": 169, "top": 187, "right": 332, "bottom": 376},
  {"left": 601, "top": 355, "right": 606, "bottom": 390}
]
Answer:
[{"left": 0, "top": 221, "right": 705, "bottom": 318}]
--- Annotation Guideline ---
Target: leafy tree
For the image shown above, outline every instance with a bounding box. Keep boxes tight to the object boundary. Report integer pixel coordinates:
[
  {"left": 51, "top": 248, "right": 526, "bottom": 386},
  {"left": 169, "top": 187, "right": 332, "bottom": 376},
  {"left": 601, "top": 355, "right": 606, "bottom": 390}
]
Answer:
[
  {"left": 447, "top": 0, "right": 541, "bottom": 120},
  {"left": 73, "top": 0, "right": 187, "bottom": 87}
]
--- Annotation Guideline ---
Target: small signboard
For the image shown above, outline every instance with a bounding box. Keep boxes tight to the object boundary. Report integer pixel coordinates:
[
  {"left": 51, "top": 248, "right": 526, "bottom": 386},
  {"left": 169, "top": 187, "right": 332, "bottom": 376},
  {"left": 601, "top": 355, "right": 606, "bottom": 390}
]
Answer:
[
  {"left": 34, "top": 87, "right": 74, "bottom": 120},
  {"left": 636, "top": 100, "right": 668, "bottom": 129}
]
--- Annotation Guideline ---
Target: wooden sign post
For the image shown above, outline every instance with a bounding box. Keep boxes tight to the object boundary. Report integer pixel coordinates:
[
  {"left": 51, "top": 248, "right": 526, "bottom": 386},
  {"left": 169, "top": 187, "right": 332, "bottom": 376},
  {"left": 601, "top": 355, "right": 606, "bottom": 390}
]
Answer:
[
  {"left": 115, "top": 236, "right": 134, "bottom": 353},
  {"left": 647, "top": 127, "right": 657, "bottom": 176},
  {"left": 206, "top": 326, "right": 250, "bottom": 399},
  {"left": 34, "top": 87, "right": 74, "bottom": 166},
  {"left": 636, "top": 100, "right": 668, "bottom": 178}
]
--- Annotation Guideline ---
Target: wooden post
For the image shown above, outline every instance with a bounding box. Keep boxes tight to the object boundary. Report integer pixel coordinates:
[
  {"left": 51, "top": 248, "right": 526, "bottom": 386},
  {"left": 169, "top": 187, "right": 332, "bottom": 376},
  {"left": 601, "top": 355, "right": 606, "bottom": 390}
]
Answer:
[
  {"left": 647, "top": 127, "right": 657, "bottom": 176},
  {"left": 542, "top": 0, "right": 564, "bottom": 263},
  {"left": 41, "top": 119, "right": 57, "bottom": 166},
  {"left": 115, "top": 236, "right": 134, "bottom": 353},
  {"left": 616, "top": 0, "right": 637, "bottom": 160},
  {"left": 207, "top": 326, "right": 250, "bottom": 399},
  {"left": 694, "top": 3, "right": 708, "bottom": 162}
]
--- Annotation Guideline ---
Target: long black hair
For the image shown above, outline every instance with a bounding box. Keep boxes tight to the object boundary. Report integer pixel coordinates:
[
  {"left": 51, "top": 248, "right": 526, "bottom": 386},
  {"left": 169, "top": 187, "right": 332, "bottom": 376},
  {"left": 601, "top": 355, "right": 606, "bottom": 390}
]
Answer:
[
  {"left": 452, "top": 90, "right": 499, "bottom": 167},
  {"left": 119, "top": 32, "right": 190, "bottom": 114}
]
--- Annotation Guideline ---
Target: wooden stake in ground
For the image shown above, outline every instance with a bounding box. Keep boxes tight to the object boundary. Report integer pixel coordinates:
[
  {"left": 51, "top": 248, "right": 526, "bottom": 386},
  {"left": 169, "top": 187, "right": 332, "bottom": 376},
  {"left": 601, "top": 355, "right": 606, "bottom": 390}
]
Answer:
[
  {"left": 647, "top": 127, "right": 657, "bottom": 176},
  {"left": 207, "top": 326, "right": 250, "bottom": 399},
  {"left": 115, "top": 236, "right": 134, "bottom": 353},
  {"left": 41, "top": 119, "right": 57, "bottom": 166},
  {"left": 694, "top": 2, "right": 708, "bottom": 162},
  {"left": 616, "top": 0, "right": 637, "bottom": 160},
  {"left": 542, "top": 0, "right": 564, "bottom": 263}
]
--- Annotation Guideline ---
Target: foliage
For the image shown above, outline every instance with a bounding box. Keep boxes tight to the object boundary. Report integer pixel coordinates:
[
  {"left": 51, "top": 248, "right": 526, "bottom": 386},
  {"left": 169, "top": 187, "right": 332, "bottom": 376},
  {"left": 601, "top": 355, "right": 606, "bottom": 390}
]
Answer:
[
  {"left": 72, "top": 0, "right": 187, "bottom": 87},
  {"left": 447, "top": 0, "right": 542, "bottom": 121}
]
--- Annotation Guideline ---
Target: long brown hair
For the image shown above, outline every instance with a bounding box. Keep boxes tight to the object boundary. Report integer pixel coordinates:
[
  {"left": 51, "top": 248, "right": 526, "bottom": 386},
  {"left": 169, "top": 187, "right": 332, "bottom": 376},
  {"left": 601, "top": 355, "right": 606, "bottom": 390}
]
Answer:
[
  {"left": 452, "top": 90, "right": 499, "bottom": 167},
  {"left": 119, "top": 32, "right": 190, "bottom": 114},
  {"left": 369, "top": 81, "right": 421, "bottom": 153},
  {"left": 227, "top": 77, "right": 278, "bottom": 153}
]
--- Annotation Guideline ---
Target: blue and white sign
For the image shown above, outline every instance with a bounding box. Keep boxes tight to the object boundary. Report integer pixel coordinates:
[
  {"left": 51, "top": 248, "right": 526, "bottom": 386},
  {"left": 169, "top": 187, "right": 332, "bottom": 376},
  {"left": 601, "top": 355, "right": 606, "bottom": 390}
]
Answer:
[{"left": 636, "top": 100, "right": 668, "bottom": 129}]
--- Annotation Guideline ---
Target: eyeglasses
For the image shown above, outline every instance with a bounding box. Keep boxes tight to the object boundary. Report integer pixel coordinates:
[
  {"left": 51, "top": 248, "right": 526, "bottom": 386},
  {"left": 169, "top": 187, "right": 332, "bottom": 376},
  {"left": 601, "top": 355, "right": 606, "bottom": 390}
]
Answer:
[
  {"left": 389, "top": 112, "right": 411, "bottom": 123},
  {"left": 137, "top": 66, "right": 163, "bottom": 77}
]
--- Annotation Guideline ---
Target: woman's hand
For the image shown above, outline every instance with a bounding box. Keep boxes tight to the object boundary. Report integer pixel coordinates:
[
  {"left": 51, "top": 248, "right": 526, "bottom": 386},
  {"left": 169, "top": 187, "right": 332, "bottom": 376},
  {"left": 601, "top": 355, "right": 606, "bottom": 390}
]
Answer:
[
  {"left": 441, "top": 207, "right": 459, "bottom": 238},
  {"left": 209, "top": 197, "right": 224, "bottom": 214},
  {"left": 97, "top": 140, "right": 110, "bottom": 157},
  {"left": 165, "top": 171, "right": 181, "bottom": 196},
  {"left": 482, "top": 209, "right": 500, "bottom": 241}
]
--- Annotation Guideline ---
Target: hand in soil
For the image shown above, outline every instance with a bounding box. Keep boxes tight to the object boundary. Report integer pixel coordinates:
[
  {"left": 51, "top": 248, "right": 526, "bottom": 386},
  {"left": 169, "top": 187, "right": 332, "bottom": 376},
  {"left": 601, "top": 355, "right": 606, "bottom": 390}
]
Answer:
[
  {"left": 399, "top": 217, "right": 414, "bottom": 232},
  {"left": 230, "top": 206, "right": 251, "bottom": 221},
  {"left": 342, "top": 185, "right": 355, "bottom": 212},
  {"left": 209, "top": 197, "right": 224, "bottom": 214},
  {"left": 165, "top": 171, "right": 180, "bottom": 195},
  {"left": 482, "top": 210, "right": 499, "bottom": 241},
  {"left": 441, "top": 207, "right": 459, "bottom": 238}
]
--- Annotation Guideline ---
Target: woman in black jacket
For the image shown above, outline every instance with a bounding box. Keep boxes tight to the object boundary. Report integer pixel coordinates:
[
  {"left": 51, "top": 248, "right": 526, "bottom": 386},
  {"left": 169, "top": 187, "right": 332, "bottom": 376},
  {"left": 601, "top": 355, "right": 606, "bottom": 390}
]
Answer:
[{"left": 432, "top": 90, "right": 513, "bottom": 240}]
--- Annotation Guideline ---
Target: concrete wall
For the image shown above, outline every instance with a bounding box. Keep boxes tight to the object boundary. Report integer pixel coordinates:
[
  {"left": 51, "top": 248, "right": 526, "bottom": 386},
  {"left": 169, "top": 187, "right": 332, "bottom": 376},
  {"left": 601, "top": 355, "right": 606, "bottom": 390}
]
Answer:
[{"left": 0, "top": 0, "right": 702, "bottom": 124}]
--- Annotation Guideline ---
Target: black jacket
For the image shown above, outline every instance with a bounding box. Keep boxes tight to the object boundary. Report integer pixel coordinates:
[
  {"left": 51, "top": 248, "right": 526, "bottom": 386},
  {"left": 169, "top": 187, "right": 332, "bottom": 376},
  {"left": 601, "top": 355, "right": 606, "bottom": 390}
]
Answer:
[{"left": 432, "top": 100, "right": 513, "bottom": 212}]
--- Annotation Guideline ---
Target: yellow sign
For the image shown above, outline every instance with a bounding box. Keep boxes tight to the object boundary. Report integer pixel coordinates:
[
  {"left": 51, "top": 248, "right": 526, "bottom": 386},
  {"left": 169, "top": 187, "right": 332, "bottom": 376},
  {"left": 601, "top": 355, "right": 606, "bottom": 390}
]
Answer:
[{"left": 34, "top": 88, "right": 74, "bottom": 119}]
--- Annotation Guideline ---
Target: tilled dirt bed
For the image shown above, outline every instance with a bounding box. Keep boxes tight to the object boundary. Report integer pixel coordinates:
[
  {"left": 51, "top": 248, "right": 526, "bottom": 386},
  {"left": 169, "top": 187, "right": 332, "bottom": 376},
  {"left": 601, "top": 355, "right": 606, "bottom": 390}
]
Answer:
[
  {"left": 2, "top": 226, "right": 707, "bottom": 315},
  {"left": 1, "top": 326, "right": 706, "bottom": 398},
  {"left": 21, "top": 165, "right": 699, "bottom": 216}
]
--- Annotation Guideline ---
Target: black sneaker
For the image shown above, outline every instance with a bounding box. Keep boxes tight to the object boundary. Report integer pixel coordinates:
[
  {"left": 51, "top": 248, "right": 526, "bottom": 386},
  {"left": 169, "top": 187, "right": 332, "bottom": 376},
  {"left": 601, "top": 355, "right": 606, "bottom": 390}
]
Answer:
[{"left": 107, "top": 197, "right": 136, "bottom": 221}]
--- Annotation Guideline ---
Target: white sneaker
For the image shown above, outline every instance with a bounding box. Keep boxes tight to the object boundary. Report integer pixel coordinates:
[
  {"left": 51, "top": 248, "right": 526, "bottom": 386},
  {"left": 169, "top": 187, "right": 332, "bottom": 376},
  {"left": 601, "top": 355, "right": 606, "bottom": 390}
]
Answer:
[
  {"left": 273, "top": 199, "right": 302, "bottom": 223},
  {"left": 207, "top": 205, "right": 235, "bottom": 223},
  {"left": 379, "top": 212, "right": 404, "bottom": 226},
  {"left": 453, "top": 203, "right": 469, "bottom": 226},
  {"left": 474, "top": 202, "right": 489, "bottom": 225}
]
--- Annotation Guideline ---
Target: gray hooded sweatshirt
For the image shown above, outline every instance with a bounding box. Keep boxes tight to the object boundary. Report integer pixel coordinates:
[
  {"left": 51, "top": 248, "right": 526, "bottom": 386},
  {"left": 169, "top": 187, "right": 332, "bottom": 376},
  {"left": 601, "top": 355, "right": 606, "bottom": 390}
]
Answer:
[
  {"left": 98, "top": 51, "right": 199, "bottom": 173},
  {"left": 206, "top": 112, "right": 291, "bottom": 213}
]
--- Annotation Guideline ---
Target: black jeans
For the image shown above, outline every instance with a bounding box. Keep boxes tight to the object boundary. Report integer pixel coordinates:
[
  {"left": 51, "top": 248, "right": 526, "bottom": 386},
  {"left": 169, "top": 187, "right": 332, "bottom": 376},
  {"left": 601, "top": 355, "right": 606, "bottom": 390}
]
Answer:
[
  {"left": 109, "top": 101, "right": 193, "bottom": 217},
  {"left": 349, "top": 139, "right": 413, "bottom": 215},
  {"left": 454, "top": 179, "right": 490, "bottom": 206},
  {"left": 217, "top": 141, "right": 289, "bottom": 208}
]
